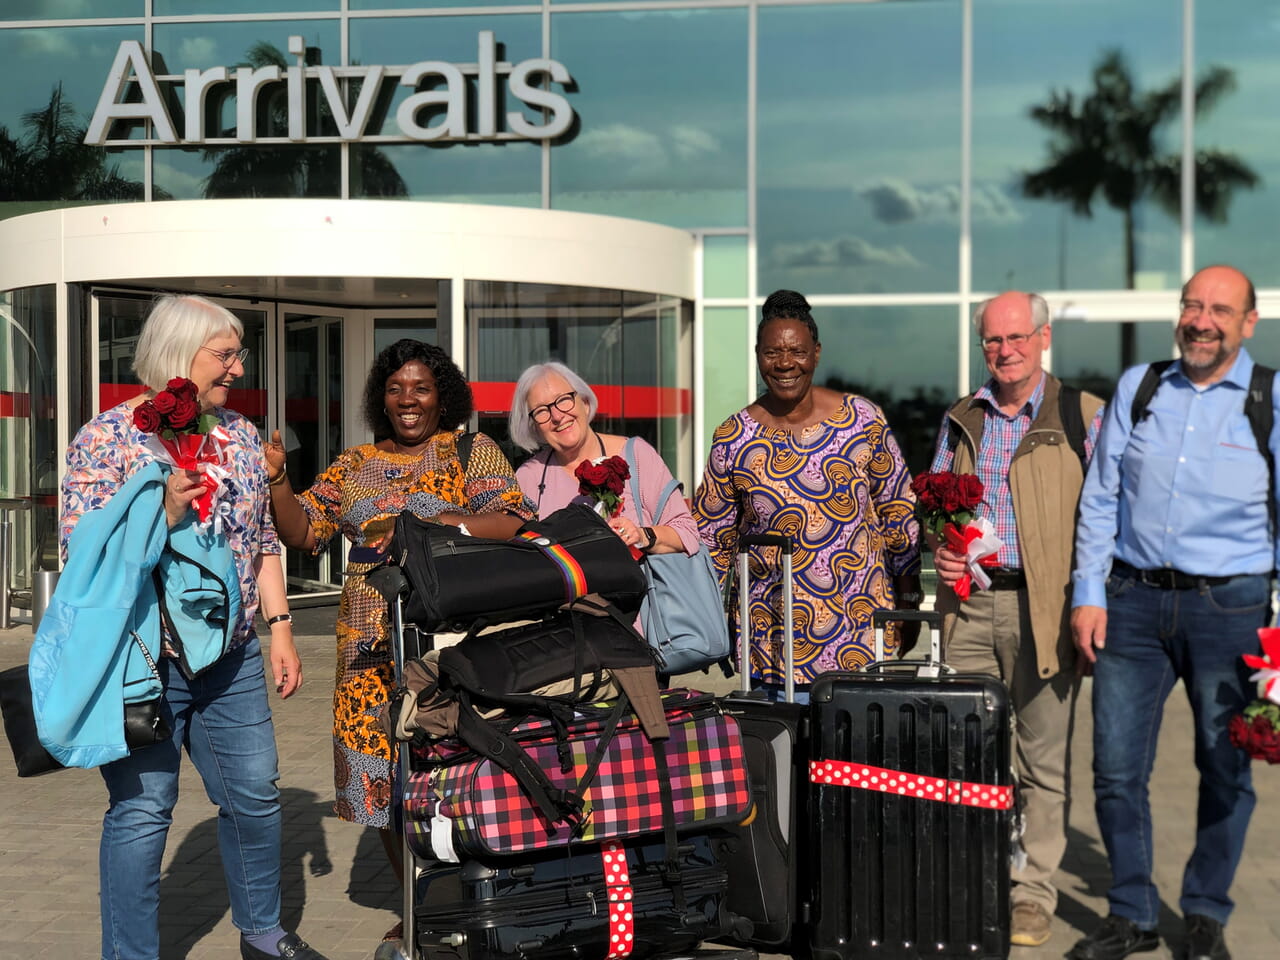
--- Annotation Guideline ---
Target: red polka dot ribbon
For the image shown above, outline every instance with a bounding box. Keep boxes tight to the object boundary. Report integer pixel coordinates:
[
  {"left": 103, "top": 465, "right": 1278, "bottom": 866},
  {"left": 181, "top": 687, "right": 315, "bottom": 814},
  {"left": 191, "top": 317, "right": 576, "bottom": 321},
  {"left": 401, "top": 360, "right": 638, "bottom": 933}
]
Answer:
[
  {"left": 809, "top": 759, "right": 1014, "bottom": 810},
  {"left": 601, "top": 840, "right": 635, "bottom": 959}
]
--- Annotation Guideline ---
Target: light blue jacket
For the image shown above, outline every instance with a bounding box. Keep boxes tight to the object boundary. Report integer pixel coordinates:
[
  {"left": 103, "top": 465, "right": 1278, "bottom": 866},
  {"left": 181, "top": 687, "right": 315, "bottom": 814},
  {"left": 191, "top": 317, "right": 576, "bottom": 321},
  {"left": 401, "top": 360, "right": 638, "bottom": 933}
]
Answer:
[{"left": 29, "top": 461, "right": 241, "bottom": 768}]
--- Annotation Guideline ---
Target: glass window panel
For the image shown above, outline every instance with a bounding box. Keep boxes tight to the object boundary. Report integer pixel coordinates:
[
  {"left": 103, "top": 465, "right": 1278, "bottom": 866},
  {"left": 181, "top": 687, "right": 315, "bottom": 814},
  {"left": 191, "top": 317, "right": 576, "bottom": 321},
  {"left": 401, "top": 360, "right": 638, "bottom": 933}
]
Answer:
[
  {"left": 0, "top": 1, "right": 140, "bottom": 19},
  {"left": 352, "top": 0, "right": 535, "bottom": 8},
  {"left": 0, "top": 25, "right": 146, "bottom": 219},
  {"left": 814, "top": 305, "right": 957, "bottom": 476},
  {"left": 758, "top": 3, "right": 961, "bottom": 296},
  {"left": 156, "top": 1, "right": 337, "bottom": 14},
  {"left": 348, "top": 15, "right": 541, "bottom": 204},
  {"left": 550, "top": 10, "right": 748, "bottom": 229},
  {"left": 972, "top": 0, "right": 1182, "bottom": 292},
  {"left": 702, "top": 306, "right": 751, "bottom": 444},
  {"left": 470, "top": 281, "right": 692, "bottom": 474},
  {"left": 1193, "top": 1, "right": 1279, "bottom": 285},
  {"left": 0, "top": 285, "right": 58, "bottom": 587},
  {"left": 703, "top": 235, "right": 748, "bottom": 299},
  {"left": 149, "top": 20, "right": 342, "bottom": 199},
  {"left": 1050, "top": 319, "right": 1174, "bottom": 400}
]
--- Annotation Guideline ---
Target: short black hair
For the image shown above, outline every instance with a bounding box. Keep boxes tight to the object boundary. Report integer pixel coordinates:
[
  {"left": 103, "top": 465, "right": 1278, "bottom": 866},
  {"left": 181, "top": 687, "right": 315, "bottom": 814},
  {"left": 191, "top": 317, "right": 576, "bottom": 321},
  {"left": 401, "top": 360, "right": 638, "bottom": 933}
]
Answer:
[
  {"left": 362, "top": 339, "right": 473, "bottom": 440},
  {"left": 758, "top": 289, "right": 820, "bottom": 345}
]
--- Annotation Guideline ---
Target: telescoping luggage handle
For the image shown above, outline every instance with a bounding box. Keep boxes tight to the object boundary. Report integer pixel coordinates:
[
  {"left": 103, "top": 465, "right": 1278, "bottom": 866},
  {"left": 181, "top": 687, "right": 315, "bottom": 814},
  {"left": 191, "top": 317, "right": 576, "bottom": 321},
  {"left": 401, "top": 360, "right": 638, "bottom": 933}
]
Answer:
[
  {"left": 737, "top": 534, "right": 796, "bottom": 702},
  {"left": 870, "top": 608, "right": 951, "bottom": 678}
]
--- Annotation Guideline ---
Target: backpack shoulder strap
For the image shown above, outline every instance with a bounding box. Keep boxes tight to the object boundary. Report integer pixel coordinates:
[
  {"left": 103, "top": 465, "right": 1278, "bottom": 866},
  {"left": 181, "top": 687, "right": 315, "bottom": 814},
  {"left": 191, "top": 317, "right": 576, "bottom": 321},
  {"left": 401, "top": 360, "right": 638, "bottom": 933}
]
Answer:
[
  {"left": 1057, "top": 383, "right": 1087, "bottom": 467},
  {"left": 1245, "top": 364, "right": 1277, "bottom": 541},
  {"left": 1130, "top": 360, "right": 1175, "bottom": 427}
]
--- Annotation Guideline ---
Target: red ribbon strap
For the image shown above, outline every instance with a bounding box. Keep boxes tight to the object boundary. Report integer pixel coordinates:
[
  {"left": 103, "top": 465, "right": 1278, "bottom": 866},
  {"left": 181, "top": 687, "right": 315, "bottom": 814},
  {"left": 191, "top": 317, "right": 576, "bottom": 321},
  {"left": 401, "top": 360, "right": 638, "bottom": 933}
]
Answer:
[
  {"left": 601, "top": 840, "right": 635, "bottom": 959},
  {"left": 809, "top": 759, "right": 1014, "bottom": 810}
]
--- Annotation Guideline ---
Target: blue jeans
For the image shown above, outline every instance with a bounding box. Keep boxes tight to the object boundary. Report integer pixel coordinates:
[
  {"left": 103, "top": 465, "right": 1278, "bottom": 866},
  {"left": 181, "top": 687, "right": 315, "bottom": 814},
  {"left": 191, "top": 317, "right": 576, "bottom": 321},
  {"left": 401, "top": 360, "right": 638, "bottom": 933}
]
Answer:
[
  {"left": 99, "top": 639, "right": 282, "bottom": 960},
  {"left": 1092, "top": 571, "right": 1266, "bottom": 928}
]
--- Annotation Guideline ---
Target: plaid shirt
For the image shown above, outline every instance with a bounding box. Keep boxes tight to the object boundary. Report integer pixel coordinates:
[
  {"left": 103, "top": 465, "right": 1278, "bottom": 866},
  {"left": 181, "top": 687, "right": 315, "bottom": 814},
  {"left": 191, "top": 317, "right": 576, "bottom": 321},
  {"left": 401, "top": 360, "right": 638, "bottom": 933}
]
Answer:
[{"left": 930, "top": 375, "right": 1103, "bottom": 569}]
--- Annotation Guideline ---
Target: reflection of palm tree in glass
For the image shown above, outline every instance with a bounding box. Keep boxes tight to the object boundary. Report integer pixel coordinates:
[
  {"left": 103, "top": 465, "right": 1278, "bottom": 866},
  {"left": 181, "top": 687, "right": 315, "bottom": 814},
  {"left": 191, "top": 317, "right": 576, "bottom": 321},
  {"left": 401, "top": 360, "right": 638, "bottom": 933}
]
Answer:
[
  {"left": 1022, "top": 49, "right": 1258, "bottom": 365},
  {"left": 202, "top": 42, "right": 407, "bottom": 199},
  {"left": 0, "top": 83, "right": 150, "bottom": 202}
]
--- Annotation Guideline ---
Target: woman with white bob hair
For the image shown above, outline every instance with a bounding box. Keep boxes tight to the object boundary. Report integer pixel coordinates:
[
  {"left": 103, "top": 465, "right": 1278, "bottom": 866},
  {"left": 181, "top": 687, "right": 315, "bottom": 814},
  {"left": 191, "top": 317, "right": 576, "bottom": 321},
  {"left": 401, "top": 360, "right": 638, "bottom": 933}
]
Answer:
[
  {"left": 56, "top": 294, "right": 329, "bottom": 960},
  {"left": 509, "top": 360, "right": 699, "bottom": 561}
]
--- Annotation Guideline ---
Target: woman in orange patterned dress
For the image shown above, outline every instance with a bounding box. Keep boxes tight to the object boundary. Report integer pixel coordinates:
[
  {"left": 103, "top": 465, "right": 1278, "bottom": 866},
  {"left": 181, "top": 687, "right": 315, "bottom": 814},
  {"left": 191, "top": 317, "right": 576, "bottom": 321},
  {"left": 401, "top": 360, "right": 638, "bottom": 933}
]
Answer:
[{"left": 262, "top": 339, "right": 533, "bottom": 898}]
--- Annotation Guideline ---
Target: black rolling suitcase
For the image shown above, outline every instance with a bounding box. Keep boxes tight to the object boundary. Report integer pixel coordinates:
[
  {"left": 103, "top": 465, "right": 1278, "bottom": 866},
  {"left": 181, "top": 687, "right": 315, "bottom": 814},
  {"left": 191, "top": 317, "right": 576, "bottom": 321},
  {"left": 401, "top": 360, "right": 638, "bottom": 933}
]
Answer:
[
  {"left": 413, "top": 835, "right": 738, "bottom": 960},
  {"left": 807, "top": 609, "right": 1012, "bottom": 960},
  {"left": 713, "top": 534, "right": 811, "bottom": 954}
]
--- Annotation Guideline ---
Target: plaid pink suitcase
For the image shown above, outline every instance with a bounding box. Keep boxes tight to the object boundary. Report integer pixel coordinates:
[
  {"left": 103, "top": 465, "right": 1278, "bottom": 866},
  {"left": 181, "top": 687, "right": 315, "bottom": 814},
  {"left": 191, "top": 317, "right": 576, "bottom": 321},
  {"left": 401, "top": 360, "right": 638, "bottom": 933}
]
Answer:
[{"left": 404, "top": 689, "right": 752, "bottom": 859}]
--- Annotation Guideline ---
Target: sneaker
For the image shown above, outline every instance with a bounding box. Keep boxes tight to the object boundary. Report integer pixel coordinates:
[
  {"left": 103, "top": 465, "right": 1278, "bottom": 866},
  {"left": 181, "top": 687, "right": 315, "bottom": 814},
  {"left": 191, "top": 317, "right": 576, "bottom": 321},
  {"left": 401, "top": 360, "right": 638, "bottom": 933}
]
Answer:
[
  {"left": 1184, "top": 914, "right": 1231, "bottom": 960},
  {"left": 1010, "top": 900, "right": 1052, "bottom": 947},
  {"left": 240, "top": 932, "right": 332, "bottom": 960},
  {"left": 1065, "top": 915, "right": 1159, "bottom": 960}
]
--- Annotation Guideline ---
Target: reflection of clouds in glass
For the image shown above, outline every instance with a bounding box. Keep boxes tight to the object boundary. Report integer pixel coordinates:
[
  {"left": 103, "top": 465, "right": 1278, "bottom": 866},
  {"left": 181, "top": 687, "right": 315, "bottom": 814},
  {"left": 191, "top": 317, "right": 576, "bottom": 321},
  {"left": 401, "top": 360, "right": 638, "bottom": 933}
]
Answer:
[
  {"left": 18, "top": 30, "right": 77, "bottom": 58},
  {"left": 576, "top": 122, "right": 720, "bottom": 171},
  {"left": 770, "top": 235, "right": 920, "bottom": 271},
  {"left": 8, "top": 0, "right": 97, "bottom": 17},
  {"left": 179, "top": 37, "right": 218, "bottom": 67},
  {"left": 859, "top": 179, "right": 1021, "bottom": 225}
]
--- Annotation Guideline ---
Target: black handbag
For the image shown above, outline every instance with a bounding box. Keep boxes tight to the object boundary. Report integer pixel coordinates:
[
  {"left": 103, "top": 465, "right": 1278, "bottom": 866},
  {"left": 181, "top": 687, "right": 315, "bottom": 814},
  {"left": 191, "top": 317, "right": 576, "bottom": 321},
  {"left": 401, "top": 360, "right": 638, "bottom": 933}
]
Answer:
[
  {"left": 0, "top": 664, "right": 65, "bottom": 777},
  {"left": 388, "top": 504, "right": 646, "bottom": 632}
]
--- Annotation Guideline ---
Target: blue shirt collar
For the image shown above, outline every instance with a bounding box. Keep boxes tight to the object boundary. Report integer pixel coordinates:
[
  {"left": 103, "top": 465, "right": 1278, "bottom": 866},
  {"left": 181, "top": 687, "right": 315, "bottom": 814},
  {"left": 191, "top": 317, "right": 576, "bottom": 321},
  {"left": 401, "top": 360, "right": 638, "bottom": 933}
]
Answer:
[{"left": 1169, "top": 346, "right": 1255, "bottom": 391}]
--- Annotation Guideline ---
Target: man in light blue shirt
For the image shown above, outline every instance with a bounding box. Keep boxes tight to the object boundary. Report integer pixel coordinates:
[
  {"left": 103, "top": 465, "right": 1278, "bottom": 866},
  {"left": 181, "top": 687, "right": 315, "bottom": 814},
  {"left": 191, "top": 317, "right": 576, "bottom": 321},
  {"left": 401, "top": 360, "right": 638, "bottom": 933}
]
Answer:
[{"left": 1068, "top": 265, "right": 1276, "bottom": 960}]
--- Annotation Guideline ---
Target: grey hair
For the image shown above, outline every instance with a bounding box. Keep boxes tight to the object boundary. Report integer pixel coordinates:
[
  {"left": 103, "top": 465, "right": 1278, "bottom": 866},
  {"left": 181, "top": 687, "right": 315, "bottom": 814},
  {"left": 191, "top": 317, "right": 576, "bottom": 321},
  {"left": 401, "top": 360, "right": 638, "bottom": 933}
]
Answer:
[
  {"left": 971, "top": 292, "right": 1050, "bottom": 336},
  {"left": 508, "top": 361, "right": 599, "bottom": 452},
  {"left": 133, "top": 294, "right": 243, "bottom": 391}
]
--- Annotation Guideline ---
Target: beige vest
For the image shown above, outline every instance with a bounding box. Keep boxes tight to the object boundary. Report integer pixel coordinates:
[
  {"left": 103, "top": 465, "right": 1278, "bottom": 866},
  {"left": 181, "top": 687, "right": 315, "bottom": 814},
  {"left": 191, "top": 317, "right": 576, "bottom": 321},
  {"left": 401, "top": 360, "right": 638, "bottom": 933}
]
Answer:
[{"left": 936, "top": 375, "right": 1103, "bottom": 678}]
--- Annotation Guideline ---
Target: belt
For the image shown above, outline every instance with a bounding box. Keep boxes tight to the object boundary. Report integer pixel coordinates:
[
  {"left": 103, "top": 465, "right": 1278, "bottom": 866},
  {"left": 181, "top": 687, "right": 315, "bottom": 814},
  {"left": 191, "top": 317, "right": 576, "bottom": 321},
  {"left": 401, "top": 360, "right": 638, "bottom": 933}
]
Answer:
[
  {"left": 985, "top": 567, "right": 1026, "bottom": 590},
  {"left": 1111, "top": 559, "right": 1236, "bottom": 590}
]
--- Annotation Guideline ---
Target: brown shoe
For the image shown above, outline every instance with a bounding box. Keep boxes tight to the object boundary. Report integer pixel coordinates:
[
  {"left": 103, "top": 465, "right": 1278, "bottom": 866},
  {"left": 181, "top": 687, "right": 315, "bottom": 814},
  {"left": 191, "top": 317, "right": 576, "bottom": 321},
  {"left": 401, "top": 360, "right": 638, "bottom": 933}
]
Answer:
[{"left": 1010, "top": 901, "right": 1052, "bottom": 947}]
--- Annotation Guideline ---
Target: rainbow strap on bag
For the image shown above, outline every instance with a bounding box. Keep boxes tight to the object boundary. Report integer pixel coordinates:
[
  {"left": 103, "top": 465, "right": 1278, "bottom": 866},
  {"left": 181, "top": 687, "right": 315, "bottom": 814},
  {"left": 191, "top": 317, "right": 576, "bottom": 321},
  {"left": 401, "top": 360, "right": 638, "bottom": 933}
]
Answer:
[{"left": 517, "top": 531, "right": 588, "bottom": 601}]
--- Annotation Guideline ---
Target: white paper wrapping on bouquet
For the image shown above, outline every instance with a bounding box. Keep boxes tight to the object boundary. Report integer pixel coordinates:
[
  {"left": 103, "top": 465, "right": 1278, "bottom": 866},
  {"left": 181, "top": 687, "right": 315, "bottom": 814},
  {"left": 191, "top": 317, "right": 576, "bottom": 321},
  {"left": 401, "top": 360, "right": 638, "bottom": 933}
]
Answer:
[{"left": 963, "top": 516, "right": 1004, "bottom": 592}]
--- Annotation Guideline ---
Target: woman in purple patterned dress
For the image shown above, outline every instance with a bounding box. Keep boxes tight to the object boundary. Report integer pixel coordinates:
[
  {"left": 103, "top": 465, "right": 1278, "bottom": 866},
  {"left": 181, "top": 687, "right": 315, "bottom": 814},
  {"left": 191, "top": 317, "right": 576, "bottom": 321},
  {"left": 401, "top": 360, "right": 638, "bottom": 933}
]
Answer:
[{"left": 693, "top": 290, "right": 923, "bottom": 702}]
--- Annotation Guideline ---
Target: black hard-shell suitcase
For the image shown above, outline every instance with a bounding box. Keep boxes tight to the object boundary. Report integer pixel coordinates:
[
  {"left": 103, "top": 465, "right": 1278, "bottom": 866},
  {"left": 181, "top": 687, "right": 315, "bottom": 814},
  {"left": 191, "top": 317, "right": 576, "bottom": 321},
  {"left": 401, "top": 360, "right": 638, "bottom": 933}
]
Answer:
[
  {"left": 714, "top": 534, "right": 810, "bottom": 953},
  {"left": 413, "top": 835, "right": 733, "bottom": 960},
  {"left": 807, "top": 609, "right": 1012, "bottom": 960}
]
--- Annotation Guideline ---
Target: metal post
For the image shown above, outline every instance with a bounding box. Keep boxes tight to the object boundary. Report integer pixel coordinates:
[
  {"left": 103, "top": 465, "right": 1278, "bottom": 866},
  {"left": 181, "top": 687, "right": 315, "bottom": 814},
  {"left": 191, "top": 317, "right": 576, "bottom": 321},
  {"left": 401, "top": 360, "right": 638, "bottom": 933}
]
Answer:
[
  {"left": 0, "top": 516, "right": 10, "bottom": 630},
  {"left": 31, "top": 570, "right": 59, "bottom": 632}
]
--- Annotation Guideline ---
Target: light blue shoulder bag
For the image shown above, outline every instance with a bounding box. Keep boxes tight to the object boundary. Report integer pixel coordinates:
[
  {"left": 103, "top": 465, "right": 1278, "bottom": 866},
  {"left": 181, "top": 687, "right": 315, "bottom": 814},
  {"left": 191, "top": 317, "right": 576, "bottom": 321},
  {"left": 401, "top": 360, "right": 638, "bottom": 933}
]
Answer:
[{"left": 624, "top": 437, "right": 731, "bottom": 675}]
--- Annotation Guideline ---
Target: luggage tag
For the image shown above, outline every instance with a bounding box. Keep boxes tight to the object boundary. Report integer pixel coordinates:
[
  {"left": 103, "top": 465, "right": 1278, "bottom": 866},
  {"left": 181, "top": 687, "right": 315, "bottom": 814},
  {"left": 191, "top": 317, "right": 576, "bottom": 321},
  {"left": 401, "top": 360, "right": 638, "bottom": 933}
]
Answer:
[{"left": 430, "top": 805, "right": 460, "bottom": 862}]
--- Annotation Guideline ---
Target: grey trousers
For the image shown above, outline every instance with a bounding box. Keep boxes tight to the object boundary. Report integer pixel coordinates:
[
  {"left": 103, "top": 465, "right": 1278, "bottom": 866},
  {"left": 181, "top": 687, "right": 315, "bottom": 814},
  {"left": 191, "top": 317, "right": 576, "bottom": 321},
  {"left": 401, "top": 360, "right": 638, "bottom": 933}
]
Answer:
[{"left": 943, "top": 585, "right": 1078, "bottom": 913}]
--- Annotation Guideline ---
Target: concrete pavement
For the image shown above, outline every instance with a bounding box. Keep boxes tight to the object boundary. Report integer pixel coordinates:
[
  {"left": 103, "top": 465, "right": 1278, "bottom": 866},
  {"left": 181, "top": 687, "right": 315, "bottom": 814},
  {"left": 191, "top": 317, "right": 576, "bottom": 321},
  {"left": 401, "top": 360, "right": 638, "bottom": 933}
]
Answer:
[{"left": 2, "top": 608, "right": 1278, "bottom": 959}]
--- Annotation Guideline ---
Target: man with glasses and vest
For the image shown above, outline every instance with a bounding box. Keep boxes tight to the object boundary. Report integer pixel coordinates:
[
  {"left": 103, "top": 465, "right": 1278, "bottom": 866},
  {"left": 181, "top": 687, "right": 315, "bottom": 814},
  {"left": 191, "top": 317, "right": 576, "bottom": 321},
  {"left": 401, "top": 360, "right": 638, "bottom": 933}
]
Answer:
[
  {"left": 929, "top": 291, "right": 1104, "bottom": 949},
  {"left": 1068, "top": 265, "right": 1277, "bottom": 960}
]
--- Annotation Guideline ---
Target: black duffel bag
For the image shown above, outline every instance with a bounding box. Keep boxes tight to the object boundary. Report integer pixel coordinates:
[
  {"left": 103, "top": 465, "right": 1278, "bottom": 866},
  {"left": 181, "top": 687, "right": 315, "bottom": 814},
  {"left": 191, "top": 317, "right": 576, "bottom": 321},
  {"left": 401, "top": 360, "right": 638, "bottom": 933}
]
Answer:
[{"left": 387, "top": 503, "right": 646, "bottom": 632}]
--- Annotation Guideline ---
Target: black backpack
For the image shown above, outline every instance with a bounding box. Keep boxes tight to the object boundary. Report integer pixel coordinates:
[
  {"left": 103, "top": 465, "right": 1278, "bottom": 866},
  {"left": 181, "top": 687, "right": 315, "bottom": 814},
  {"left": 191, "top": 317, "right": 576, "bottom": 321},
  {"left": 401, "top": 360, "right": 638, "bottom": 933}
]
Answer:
[{"left": 1129, "top": 359, "right": 1276, "bottom": 535}]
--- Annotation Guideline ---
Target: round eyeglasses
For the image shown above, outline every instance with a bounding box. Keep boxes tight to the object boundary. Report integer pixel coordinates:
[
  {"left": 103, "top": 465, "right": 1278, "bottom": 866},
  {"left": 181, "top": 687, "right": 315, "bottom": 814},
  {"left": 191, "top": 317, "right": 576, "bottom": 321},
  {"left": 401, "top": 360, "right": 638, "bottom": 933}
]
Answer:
[
  {"left": 202, "top": 346, "right": 250, "bottom": 368},
  {"left": 528, "top": 391, "right": 577, "bottom": 424}
]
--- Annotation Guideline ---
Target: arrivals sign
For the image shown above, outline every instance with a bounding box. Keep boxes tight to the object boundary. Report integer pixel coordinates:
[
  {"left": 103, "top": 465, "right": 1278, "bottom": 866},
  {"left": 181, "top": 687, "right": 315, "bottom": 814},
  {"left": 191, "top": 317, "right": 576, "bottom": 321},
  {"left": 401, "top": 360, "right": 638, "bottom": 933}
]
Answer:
[{"left": 85, "top": 33, "right": 575, "bottom": 146}]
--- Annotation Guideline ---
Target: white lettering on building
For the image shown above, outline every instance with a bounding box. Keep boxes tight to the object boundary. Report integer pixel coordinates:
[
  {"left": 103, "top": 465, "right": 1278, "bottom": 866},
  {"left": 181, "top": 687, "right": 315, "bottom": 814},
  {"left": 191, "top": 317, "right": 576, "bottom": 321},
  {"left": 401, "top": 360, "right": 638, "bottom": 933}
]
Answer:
[{"left": 85, "top": 33, "right": 575, "bottom": 146}]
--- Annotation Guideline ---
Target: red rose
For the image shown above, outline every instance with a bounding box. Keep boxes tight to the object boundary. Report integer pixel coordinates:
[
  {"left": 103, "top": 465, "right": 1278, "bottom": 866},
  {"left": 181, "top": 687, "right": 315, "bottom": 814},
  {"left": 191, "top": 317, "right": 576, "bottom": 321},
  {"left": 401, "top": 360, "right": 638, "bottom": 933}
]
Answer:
[
  {"left": 169, "top": 396, "right": 199, "bottom": 431},
  {"left": 910, "top": 473, "right": 941, "bottom": 511},
  {"left": 1229, "top": 712, "right": 1252, "bottom": 751},
  {"left": 168, "top": 377, "right": 198, "bottom": 401},
  {"left": 957, "top": 474, "right": 984, "bottom": 510},
  {"left": 152, "top": 390, "right": 177, "bottom": 415},
  {"left": 132, "top": 401, "right": 161, "bottom": 433},
  {"left": 605, "top": 475, "right": 626, "bottom": 496}
]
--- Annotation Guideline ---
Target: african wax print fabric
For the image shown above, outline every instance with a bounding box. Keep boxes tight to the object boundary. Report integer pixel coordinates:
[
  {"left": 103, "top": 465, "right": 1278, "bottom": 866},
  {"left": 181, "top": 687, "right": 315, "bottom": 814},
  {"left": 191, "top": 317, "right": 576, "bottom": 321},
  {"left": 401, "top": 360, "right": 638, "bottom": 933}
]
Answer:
[
  {"left": 295, "top": 430, "right": 534, "bottom": 827},
  {"left": 694, "top": 395, "right": 920, "bottom": 684}
]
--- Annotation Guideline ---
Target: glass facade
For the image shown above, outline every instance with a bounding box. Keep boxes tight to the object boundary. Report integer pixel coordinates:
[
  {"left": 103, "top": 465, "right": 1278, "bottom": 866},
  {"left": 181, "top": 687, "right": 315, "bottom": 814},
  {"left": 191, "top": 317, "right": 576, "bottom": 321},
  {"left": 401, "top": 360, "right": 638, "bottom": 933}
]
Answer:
[{"left": 0, "top": 0, "right": 1274, "bottom": 488}]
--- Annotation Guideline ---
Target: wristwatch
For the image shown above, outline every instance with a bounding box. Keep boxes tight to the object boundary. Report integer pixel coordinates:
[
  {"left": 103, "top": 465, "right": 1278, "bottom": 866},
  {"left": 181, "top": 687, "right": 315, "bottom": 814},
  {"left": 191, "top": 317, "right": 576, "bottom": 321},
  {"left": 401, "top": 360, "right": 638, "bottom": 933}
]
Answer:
[{"left": 640, "top": 526, "right": 658, "bottom": 552}]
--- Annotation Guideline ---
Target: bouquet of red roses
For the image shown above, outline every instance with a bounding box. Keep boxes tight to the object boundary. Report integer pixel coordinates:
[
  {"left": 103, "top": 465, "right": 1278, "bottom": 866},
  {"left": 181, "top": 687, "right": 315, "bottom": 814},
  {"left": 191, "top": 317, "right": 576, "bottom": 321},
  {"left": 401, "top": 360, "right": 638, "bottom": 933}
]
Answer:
[
  {"left": 574, "top": 455, "right": 629, "bottom": 519},
  {"left": 133, "top": 377, "right": 231, "bottom": 528},
  {"left": 1229, "top": 627, "right": 1280, "bottom": 764},
  {"left": 910, "top": 470, "right": 1003, "bottom": 601}
]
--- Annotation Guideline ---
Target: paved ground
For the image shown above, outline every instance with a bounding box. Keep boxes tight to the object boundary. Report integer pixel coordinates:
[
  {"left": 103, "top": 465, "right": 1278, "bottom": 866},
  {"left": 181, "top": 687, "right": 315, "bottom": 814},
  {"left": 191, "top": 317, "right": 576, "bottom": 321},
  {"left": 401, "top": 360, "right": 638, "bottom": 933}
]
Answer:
[{"left": 2, "top": 607, "right": 1279, "bottom": 959}]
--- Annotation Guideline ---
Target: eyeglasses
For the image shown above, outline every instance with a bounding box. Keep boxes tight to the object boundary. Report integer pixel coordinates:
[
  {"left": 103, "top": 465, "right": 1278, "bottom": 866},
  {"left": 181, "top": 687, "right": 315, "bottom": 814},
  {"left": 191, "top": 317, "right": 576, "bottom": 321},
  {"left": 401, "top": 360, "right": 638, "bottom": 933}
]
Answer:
[
  {"left": 1180, "top": 299, "right": 1246, "bottom": 322},
  {"left": 528, "top": 391, "right": 577, "bottom": 424},
  {"left": 757, "top": 347, "right": 812, "bottom": 363},
  {"left": 202, "top": 346, "right": 250, "bottom": 368},
  {"left": 979, "top": 330, "right": 1040, "bottom": 352}
]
